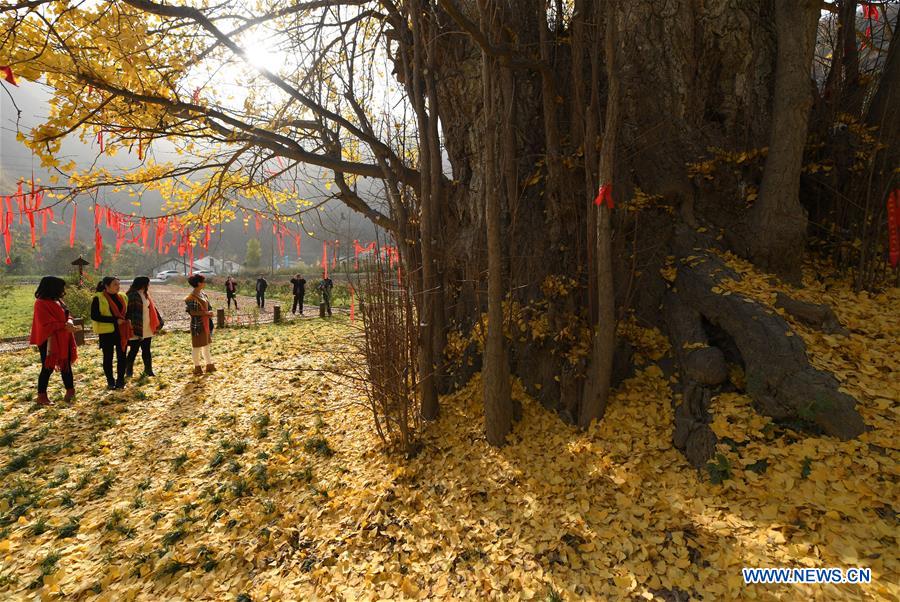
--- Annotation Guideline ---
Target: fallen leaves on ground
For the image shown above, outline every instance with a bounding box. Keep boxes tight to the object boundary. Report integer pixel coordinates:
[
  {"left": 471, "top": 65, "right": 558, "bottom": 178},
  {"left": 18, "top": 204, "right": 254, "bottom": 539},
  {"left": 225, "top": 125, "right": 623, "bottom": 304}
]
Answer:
[{"left": 0, "top": 277, "right": 897, "bottom": 600}]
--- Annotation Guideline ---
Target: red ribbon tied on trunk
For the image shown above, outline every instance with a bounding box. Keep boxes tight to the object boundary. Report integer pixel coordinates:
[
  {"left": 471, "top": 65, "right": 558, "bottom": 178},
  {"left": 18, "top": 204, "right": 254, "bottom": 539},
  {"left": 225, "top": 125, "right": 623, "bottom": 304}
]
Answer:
[{"left": 593, "top": 183, "right": 614, "bottom": 209}]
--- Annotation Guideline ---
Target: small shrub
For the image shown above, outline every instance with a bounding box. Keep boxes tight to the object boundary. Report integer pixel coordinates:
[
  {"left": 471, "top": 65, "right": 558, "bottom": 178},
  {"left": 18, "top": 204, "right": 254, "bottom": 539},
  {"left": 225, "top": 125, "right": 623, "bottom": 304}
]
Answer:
[{"left": 304, "top": 436, "right": 334, "bottom": 457}]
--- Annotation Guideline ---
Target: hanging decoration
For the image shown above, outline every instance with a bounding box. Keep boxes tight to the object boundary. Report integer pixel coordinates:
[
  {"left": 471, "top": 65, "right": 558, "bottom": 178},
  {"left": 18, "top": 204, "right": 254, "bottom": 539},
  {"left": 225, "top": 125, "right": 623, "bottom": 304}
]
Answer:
[
  {"left": 0, "top": 66, "right": 17, "bottom": 86},
  {"left": 1, "top": 196, "right": 12, "bottom": 265},
  {"left": 69, "top": 204, "right": 78, "bottom": 248},
  {"left": 888, "top": 189, "right": 900, "bottom": 269},
  {"left": 862, "top": 3, "right": 879, "bottom": 21},
  {"left": 322, "top": 240, "right": 329, "bottom": 278}
]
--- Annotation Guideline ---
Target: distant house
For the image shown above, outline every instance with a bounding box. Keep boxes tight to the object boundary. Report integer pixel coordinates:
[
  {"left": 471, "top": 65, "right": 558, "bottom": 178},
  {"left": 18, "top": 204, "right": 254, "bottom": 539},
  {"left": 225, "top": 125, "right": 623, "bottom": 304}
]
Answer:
[
  {"left": 193, "top": 256, "right": 242, "bottom": 275},
  {"left": 152, "top": 256, "right": 242, "bottom": 276}
]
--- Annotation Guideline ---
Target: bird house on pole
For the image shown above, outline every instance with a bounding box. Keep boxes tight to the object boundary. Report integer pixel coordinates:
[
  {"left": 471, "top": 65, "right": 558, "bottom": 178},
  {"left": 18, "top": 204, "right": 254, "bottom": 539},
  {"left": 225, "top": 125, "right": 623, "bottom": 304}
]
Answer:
[{"left": 71, "top": 256, "right": 89, "bottom": 286}]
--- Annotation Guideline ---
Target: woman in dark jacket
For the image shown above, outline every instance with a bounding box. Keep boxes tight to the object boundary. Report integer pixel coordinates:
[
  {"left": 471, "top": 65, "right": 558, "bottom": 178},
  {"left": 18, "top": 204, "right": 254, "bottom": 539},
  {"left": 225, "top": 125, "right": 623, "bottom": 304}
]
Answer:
[
  {"left": 91, "top": 276, "right": 131, "bottom": 390},
  {"left": 29, "top": 276, "right": 78, "bottom": 405},
  {"left": 125, "top": 276, "right": 164, "bottom": 377}
]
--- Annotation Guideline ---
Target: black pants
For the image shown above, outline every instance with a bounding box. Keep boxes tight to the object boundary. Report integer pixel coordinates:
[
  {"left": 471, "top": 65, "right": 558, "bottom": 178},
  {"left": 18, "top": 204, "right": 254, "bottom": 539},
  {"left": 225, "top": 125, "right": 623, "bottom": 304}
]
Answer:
[
  {"left": 99, "top": 334, "right": 126, "bottom": 388},
  {"left": 322, "top": 293, "right": 332, "bottom": 316},
  {"left": 292, "top": 294, "right": 305, "bottom": 314},
  {"left": 256, "top": 292, "right": 265, "bottom": 308},
  {"left": 227, "top": 293, "right": 238, "bottom": 309},
  {"left": 37, "top": 341, "right": 74, "bottom": 394},
  {"left": 125, "top": 338, "right": 153, "bottom": 376}
]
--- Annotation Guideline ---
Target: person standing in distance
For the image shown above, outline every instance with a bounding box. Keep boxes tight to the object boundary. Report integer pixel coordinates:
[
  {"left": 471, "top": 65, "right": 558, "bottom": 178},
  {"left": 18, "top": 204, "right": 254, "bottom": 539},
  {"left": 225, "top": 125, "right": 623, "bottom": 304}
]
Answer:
[
  {"left": 290, "top": 273, "right": 306, "bottom": 315},
  {"left": 225, "top": 276, "right": 239, "bottom": 310},
  {"left": 255, "top": 275, "right": 268, "bottom": 309},
  {"left": 317, "top": 273, "right": 334, "bottom": 317}
]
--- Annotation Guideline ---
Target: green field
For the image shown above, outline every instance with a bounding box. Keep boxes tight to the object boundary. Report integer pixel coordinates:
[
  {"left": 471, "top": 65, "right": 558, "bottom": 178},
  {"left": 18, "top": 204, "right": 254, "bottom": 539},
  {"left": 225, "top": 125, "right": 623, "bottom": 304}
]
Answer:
[{"left": 0, "top": 285, "right": 35, "bottom": 339}]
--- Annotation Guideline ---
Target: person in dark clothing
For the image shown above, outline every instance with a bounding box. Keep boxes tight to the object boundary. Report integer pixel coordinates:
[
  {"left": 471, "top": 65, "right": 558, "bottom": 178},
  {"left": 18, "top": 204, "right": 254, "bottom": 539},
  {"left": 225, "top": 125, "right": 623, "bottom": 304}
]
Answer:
[
  {"left": 124, "top": 276, "right": 164, "bottom": 377},
  {"left": 29, "top": 276, "right": 78, "bottom": 406},
  {"left": 317, "top": 274, "right": 334, "bottom": 316},
  {"left": 256, "top": 275, "right": 268, "bottom": 309},
  {"left": 91, "top": 276, "right": 132, "bottom": 390},
  {"left": 225, "top": 276, "right": 238, "bottom": 309},
  {"left": 290, "top": 274, "right": 306, "bottom": 315}
]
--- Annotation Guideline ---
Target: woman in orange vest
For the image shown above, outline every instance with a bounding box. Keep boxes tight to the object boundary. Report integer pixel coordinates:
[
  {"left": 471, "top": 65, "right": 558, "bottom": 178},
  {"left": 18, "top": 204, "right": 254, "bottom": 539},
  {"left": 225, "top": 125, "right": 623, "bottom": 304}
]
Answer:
[{"left": 91, "top": 276, "right": 132, "bottom": 390}]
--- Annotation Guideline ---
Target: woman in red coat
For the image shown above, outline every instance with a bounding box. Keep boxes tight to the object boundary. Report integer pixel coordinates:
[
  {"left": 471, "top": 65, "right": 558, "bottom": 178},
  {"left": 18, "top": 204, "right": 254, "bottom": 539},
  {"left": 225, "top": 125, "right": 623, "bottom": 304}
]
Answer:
[{"left": 29, "top": 276, "right": 79, "bottom": 406}]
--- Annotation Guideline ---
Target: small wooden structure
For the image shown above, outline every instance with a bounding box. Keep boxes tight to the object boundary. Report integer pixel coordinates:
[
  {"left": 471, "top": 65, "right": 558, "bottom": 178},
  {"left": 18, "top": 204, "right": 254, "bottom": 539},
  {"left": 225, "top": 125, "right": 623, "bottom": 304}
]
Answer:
[
  {"left": 72, "top": 318, "right": 85, "bottom": 346},
  {"left": 71, "top": 256, "right": 89, "bottom": 286},
  {"left": 273, "top": 305, "right": 282, "bottom": 323},
  {"left": 217, "top": 308, "right": 225, "bottom": 329}
]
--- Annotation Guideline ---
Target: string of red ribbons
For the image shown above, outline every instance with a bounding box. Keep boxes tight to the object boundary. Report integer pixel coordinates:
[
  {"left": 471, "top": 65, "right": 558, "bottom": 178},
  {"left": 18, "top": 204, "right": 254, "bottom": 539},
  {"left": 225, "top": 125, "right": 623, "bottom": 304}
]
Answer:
[
  {"left": 1, "top": 180, "right": 47, "bottom": 265},
  {"left": 1, "top": 188, "right": 312, "bottom": 273},
  {"left": 2, "top": 178, "right": 389, "bottom": 278}
]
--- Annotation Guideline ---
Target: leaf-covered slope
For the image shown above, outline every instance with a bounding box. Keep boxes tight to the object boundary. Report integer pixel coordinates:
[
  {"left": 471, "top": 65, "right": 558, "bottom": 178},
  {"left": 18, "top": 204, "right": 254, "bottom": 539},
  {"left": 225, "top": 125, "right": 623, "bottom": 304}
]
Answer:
[{"left": 0, "top": 293, "right": 896, "bottom": 600}]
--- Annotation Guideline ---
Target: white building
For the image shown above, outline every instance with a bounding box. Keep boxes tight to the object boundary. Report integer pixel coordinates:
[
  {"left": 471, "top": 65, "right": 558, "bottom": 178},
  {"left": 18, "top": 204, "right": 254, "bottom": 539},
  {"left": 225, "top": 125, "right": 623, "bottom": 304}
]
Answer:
[{"left": 153, "top": 256, "right": 242, "bottom": 276}]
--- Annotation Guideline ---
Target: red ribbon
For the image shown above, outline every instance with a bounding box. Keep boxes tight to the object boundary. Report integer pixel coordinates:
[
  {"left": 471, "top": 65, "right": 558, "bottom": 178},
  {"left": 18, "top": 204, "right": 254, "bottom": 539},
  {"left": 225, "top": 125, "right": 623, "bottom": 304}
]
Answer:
[
  {"left": 69, "top": 204, "right": 77, "bottom": 247},
  {"left": 353, "top": 240, "right": 377, "bottom": 269},
  {"left": 862, "top": 3, "right": 879, "bottom": 21},
  {"left": 94, "top": 226, "right": 103, "bottom": 268},
  {"left": 322, "top": 240, "right": 328, "bottom": 278},
  {"left": 274, "top": 223, "right": 285, "bottom": 258},
  {"left": 140, "top": 217, "right": 149, "bottom": 249},
  {"left": 0, "top": 66, "right": 17, "bottom": 86},
  {"left": 293, "top": 231, "right": 302, "bottom": 257},
  {"left": 593, "top": 183, "right": 615, "bottom": 209},
  {"left": 97, "top": 131, "right": 104, "bottom": 153},
  {"left": 888, "top": 189, "right": 900, "bottom": 268},
  {"left": 1, "top": 204, "right": 11, "bottom": 265}
]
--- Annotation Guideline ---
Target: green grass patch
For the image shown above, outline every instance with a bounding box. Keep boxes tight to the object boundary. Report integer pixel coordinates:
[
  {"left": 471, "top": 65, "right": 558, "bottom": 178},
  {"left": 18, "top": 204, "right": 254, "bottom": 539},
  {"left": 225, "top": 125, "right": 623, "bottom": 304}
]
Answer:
[{"left": 0, "top": 285, "right": 36, "bottom": 339}]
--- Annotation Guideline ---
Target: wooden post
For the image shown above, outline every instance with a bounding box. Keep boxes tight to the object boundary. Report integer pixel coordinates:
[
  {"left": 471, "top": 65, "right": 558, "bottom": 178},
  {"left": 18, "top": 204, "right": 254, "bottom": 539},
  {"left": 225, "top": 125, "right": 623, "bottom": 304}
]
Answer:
[
  {"left": 319, "top": 302, "right": 326, "bottom": 318},
  {"left": 72, "top": 318, "right": 85, "bottom": 346},
  {"left": 273, "top": 305, "right": 281, "bottom": 323},
  {"left": 217, "top": 308, "right": 225, "bottom": 328}
]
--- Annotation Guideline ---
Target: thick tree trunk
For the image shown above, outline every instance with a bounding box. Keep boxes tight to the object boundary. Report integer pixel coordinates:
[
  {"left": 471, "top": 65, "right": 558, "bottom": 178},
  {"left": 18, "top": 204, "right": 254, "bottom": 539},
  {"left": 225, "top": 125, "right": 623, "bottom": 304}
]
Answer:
[
  {"left": 748, "top": 0, "right": 820, "bottom": 283},
  {"left": 409, "top": 0, "right": 440, "bottom": 420},
  {"left": 579, "top": 0, "right": 617, "bottom": 429},
  {"left": 387, "top": 0, "right": 870, "bottom": 461},
  {"left": 480, "top": 0, "right": 513, "bottom": 446}
]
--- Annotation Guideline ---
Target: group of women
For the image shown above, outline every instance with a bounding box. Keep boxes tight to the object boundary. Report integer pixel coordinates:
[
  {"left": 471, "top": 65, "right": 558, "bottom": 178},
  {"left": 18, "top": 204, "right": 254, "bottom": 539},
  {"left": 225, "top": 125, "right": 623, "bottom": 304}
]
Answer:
[{"left": 28, "top": 273, "right": 217, "bottom": 405}]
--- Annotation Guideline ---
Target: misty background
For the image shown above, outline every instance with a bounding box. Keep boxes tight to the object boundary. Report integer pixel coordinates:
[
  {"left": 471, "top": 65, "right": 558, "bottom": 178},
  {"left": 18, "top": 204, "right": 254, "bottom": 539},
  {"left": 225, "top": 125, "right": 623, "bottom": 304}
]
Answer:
[{"left": 0, "top": 79, "right": 380, "bottom": 277}]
